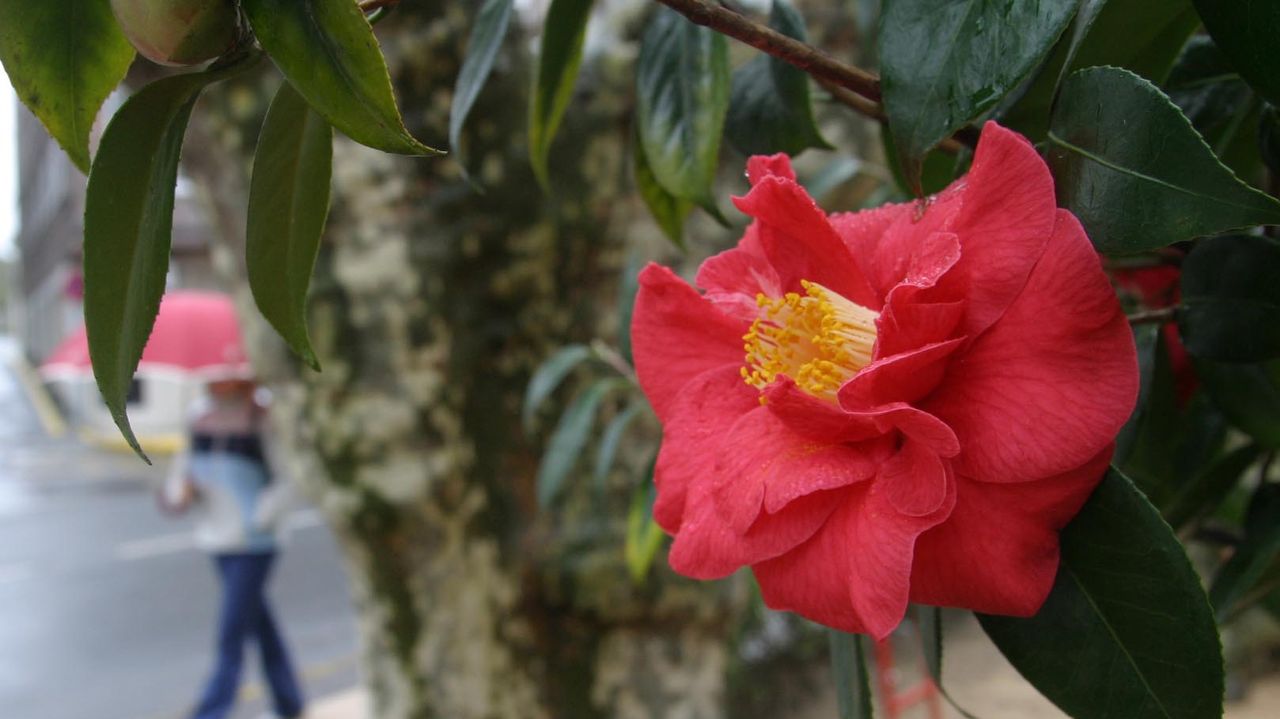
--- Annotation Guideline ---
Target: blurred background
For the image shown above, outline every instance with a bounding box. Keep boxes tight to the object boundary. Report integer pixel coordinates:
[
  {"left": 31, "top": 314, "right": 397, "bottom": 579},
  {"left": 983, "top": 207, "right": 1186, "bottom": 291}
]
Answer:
[{"left": 2, "top": 1, "right": 1280, "bottom": 718}]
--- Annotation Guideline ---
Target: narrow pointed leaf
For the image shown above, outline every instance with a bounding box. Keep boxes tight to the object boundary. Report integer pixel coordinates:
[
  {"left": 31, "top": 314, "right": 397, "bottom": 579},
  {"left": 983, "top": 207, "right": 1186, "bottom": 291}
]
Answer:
[
  {"left": 979, "top": 469, "right": 1223, "bottom": 719},
  {"left": 449, "top": 0, "right": 513, "bottom": 180},
  {"left": 636, "top": 6, "right": 730, "bottom": 216},
  {"left": 1193, "top": 0, "right": 1280, "bottom": 107},
  {"left": 625, "top": 472, "right": 665, "bottom": 583},
  {"left": 247, "top": 80, "right": 333, "bottom": 371},
  {"left": 724, "top": 0, "right": 829, "bottom": 157},
  {"left": 537, "top": 378, "right": 621, "bottom": 508},
  {"left": 634, "top": 127, "right": 692, "bottom": 249},
  {"left": 828, "top": 629, "right": 874, "bottom": 719},
  {"left": 1163, "top": 443, "right": 1263, "bottom": 530},
  {"left": 879, "top": 0, "right": 1076, "bottom": 190},
  {"left": 241, "top": 0, "right": 438, "bottom": 155},
  {"left": 1049, "top": 67, "right": 1280, "bottom": 254},
  {"left": 528, "top": 0, "right": 592, "bottom": 189},
  {"left": 85, "top": 65, "right": 251, "bottom": 459},
  {"left": 593, "top": 403, "right": 643, "bottom": 487},
  {"left": 523, "top": 344, "right": 594, "bottom": 433},
  {"left": 1179, "top": 234, "right": 1280, "bottom": 362},
  {"left": 0, "top": 0, "right": 135, "bottom": 172}
]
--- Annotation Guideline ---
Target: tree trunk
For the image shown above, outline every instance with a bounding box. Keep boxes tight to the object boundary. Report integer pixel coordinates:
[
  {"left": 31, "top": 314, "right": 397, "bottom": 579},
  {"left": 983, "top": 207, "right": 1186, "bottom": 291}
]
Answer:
[{"left": 183, "top": 3, "right": 743, "bottom": 717}]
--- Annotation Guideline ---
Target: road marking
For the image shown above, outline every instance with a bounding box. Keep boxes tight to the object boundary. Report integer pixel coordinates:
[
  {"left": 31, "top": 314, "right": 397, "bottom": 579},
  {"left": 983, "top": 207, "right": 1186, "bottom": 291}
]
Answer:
[{"left": 113, "top": 510, "right": 326, "bottom": 562}]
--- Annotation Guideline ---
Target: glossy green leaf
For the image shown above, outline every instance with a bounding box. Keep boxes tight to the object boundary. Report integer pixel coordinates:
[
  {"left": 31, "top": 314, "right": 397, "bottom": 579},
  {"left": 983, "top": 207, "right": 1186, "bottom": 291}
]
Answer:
[
  {"left": 537, "top": 378, "right": 622, "bottom": 508},
  {"left": 1164, "top": 443, "right": 1263, "bottom": 530},
  {"left": 1179, "top": 234, "right": 1280, "bottom": 362},
  {"left": 523, "top": 344, "right": 595, "bottom": 434},
  {"left": 449, "top": 0, "right": 513, "bottom": 181},
  {"left": 979, "top": 469, "right": 1223, "bottom": 719},
  {"left": 593, "top": 403, "right": 643, "bottom": 488},
  {"left": 1193, "top": 0, "right": 1280, "bottom": 107},
  {"left": 241, "top": 0, "right": 438, "bottom": 155},
  {"left": 880, "top": 124, "right": 957, "bottom": 197},
  {"left": 624, "top": 473, "right": 666, "bottom": 583},
  {"left": 1211, "top": 483, "right": 1280, "bottom": 620},
  {"left": 636, "top": 6, "right": 730, "bottom": 217},
  {"left": 0, "top": 0, "right": 135, "bottom": 172},
  {"left": 1113, "top": 324, "right": 1162, "bottom": 468},
  {"left": 1166, "top": 37, "right": 1264, "bottom": 185},
  {"left": 879, "top": 0, "right": 1075, "bottom": 191},
  {"left": 1197, "top": 359, "right": 1280, "bottom": 449},
  {"left": 724, "top": 0, "right": 829, "bottom": 157},
  {"left": 246, "top": 80, "right": 333, "bottom": 371},
  {"left": 828, "top": 629, "right": 874, "bottom": 719},
  {"left": 1003, "top": 0, "right": 1197, "bottom": 140},
  {"left": 1049, "top": 67, "right": 1280, "bottom": 254},
  {"left": 85, "top": 64, "right": 252, "bottom": 459},
  {"left": 634, "top": 128, "right": 693, "bottom": 248},
  {"left": 528, "top": 0, "right": 592, "bottom": 189}
]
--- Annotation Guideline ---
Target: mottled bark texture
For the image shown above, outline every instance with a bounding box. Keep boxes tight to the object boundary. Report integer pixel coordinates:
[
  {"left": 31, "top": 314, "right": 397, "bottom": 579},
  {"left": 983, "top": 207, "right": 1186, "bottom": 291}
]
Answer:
[{"left": 181, "top": 3, "right": 744, "bottom": 718}]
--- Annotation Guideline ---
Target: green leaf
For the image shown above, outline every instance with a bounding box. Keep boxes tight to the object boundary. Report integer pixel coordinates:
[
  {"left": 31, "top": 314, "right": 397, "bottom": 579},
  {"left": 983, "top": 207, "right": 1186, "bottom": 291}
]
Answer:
[
  {"left": 1049, "top": 67, "right": 1280, "bottom": 254},
  {"left": 979, "top": 469, "right": 1223, "bottom": 719},
  {"left": 624, "top": 473, "right": 666, "bottom": 583},
  {"left": 879, "top": 0, "right": 1076, "bottom": 190},
  {"left": 828, "top": 629, "right": 874, "bottom": 719},
  {"left": 916, "top": 607, "right": 978, "bottom": 719},
  {"left": 1165, "top": 37, "right": 1265, "bottom": 186},
  {"left": 593, "top": 403, "right": 643, "bottom": 489},
  {"left": 636, "top": 6, "right": 730, "bottom": 217},
  {"left": 616, "top": 252, "right": 645, "bottom": 364},
  {"left": 537, "top": 378, "right": 621, "bottom": 508},
  {"left": 1003, "top": 0, "right": 1199, "bottom": 141},
  {"left": 1197, "top": 359, "right": 1280, "bottom": 449},
  {"left": 524, "top": 344, "right": 594, "bottom": 434},
  {"left": 449, "top": 0, "right": 513, "bottom": 182},
  {"left": 0, "top": 0, "right": 135, "bottom": 172},
  {"left": 1211, "top": 482, "right": 1280, "bottom": 620},
  {"left": 528, "top": 0, "right": 592, "bottom": 190},
  {"left": 1193, "top": 0, "right": 1280, "bottom": 107},
  {"left": 246, "top": 80, "right": 333, "bottom": 371},
  {"left": 880, "top": 124, "right": 958, "bottom": 197},
  {"left": 724, "top": 0, "right": 829, "bottom": 157},
  {"left": 1163, "top": 443, "right": 1263, "bottom": 530},
  {"left": 1179, "top": 234, "right": 1280, "bottom": 362},
  {"left": 633, "top": 126, "right": 693, "bottom": 248},
  {"left": 240, "top": 0, "right": 438, "bottom": 156},
  {"left": 1113, "top": 324, "right": 1162, "bottom": 468},
  {"left": 1261, "top": 105, "right": 1280, "bottom": 177},
  {"left": 85, "top": 63, "right": 253, "bottom": 459}
]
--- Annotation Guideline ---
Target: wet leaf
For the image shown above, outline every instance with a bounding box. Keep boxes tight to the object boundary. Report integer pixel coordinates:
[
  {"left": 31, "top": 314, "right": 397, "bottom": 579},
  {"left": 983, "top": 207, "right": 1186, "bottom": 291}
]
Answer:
[
  {"left": 449, "top": 0, "right": 513, "bottom": 181},
  {"left": 528, "top": 0, "right": 592, "bottom": 189}
]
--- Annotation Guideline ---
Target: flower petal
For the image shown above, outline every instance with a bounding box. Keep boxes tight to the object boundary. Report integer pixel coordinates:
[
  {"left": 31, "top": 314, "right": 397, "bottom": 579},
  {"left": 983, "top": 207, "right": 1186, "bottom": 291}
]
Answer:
[
  {"left": 924, "top": 211, "right": 1138, "bottom": 482},
  {"left": 747, "top": 153, "right": 797, "bottom": 184},
  {"left": 908, "top": 447, "right": 1112, "bottom": 615},
  {"left": 881, "top": 440, "right": 951, "bottom": 517},
  {"left": 754, "top": 476, "right": 955, "bottom": 639},
  {"left": 709, "top": 406, "right": 883, "bottom": 530},
  {"left": 936, "top": 122, "right": 1058, "bottom": 335},
  {"left": 669, "top": 485, "right": 842, "bottom": 579},
  {"left": 732, "top": 176, "right": 879, "bottom": 308},
  {"left": 695, "top": 225, "right": 782, "bottom": 322},
  {"left": 839, "top": 338, "right": 966, "bottom": 408},
  {"left": 632, "top": 263, "right": 746, "bottom": 421},
  {"left": 652, "top": 366, "right": 759, "bottom": 532}
]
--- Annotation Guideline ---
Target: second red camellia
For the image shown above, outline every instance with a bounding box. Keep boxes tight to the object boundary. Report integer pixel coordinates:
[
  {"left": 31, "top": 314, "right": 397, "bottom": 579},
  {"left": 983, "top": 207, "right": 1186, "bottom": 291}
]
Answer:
[{"left": 631, "top": 122, "right": 1139, "bottom": 639}]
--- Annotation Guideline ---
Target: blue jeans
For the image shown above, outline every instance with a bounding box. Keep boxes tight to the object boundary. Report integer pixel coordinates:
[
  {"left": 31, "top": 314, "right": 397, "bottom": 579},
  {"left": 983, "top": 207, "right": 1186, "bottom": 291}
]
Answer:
[{"left": 192, "top": 552, "right": 304, "bottom": 719}]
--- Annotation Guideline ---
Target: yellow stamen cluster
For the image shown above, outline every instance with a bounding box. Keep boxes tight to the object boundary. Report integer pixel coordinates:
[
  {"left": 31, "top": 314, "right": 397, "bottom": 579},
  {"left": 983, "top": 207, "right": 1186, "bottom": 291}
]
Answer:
[{"left": 741, "top": 280, "right": 879, "bottom": 402}]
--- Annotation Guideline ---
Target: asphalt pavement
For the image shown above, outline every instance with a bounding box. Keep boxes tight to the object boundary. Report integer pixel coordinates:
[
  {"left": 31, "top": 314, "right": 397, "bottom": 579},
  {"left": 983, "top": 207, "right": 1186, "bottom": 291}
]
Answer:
[{"left": 0, "top": 337, "right": 360, "bottom": 719}]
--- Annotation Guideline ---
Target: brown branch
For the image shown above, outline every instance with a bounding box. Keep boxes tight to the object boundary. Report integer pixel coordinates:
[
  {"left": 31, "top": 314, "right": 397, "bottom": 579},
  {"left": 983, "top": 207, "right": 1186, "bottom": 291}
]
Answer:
[{"left": 654, "top": 0, "right": 881, "bottom": 101}]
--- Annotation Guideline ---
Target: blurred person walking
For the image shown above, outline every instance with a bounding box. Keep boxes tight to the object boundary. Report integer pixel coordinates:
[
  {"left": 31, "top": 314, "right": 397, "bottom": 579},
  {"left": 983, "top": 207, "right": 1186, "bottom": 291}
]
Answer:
[{"left": 161, "top": 378, "right": 305, "bottom": 719}]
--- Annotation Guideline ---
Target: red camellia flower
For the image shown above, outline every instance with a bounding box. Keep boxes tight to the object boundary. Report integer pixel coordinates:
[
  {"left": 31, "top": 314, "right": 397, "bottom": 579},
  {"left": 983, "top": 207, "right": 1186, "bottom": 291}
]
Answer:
[{"left": 631, "top": 122, "right": 1139, "bottom": 639}]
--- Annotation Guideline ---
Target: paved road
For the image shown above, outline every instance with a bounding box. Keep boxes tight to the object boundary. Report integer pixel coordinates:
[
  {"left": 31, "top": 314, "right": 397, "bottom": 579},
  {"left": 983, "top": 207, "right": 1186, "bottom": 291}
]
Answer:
[{"left": 0, "top": 338, "right": 360, "bottom": 719}]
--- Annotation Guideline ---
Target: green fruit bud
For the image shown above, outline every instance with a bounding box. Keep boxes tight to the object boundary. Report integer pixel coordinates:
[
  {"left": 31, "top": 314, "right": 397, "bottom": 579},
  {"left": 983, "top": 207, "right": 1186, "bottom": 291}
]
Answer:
[{"left": 110, "top": 0, "right": 241, "bottom": 67}]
